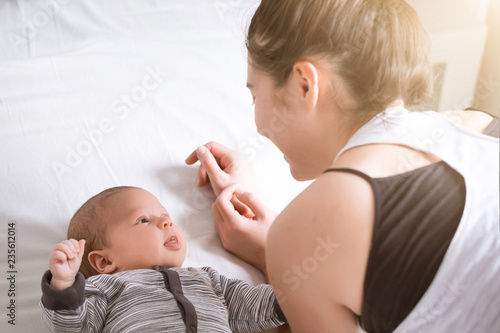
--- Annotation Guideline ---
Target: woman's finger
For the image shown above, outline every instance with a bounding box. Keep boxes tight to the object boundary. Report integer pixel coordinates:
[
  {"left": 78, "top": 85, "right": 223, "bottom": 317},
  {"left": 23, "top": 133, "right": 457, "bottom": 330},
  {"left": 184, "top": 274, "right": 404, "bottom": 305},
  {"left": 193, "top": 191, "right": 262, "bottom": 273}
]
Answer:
[
  {"left": 212, "top": 202, "right": 241, "bottom": 253},
  {"left": 215, "top": 185, "right": 244, "bottom": 222},
  {"left": 197, "top": 165, "right": 209, "bottom": 187},
  {"left": 230, "top": 195, "right": 254, "bottom": 218},
  {"left": 203, "top": 141, "right": 238, "bottom": 161},
  {"left": 196, "top": 146, "right": 229, "bottom": 188},
  {"left": 212, "top": 202, "right": 223, "bottom": 225},
  {"left": 185, "top": 141, "right": 234, "bottom": 165},
  {"left": 234, "top": 190, "right": 270, "bottom": 219},
  {"left": 212, "top": 203, "right": 226, "bottom": 244},
  {"left": 185, "top": 148, "right": 201, "bottom": 165}
]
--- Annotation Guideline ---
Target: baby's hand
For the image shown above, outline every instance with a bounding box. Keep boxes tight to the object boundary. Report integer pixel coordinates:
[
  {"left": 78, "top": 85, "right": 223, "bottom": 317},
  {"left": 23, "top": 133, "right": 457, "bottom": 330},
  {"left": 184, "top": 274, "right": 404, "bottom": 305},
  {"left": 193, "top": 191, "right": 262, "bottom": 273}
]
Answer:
[{"left": 48, "top": 239, "right": 86, "bottom": 290}]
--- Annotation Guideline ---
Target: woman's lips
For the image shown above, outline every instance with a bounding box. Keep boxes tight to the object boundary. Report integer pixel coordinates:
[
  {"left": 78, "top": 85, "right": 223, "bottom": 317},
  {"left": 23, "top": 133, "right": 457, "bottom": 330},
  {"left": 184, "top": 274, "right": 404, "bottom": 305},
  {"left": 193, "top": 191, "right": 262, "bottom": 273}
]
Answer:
[{"left": 164, "top": 236, "right": 181, "bottom": 250}]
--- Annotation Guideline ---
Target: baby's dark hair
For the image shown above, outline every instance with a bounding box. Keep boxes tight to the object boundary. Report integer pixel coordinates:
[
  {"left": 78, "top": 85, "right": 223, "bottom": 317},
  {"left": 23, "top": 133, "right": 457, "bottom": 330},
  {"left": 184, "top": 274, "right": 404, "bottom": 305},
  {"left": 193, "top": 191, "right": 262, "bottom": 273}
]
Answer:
[{"left": 67, "top": 186, "right": 138, "bottom": 278}]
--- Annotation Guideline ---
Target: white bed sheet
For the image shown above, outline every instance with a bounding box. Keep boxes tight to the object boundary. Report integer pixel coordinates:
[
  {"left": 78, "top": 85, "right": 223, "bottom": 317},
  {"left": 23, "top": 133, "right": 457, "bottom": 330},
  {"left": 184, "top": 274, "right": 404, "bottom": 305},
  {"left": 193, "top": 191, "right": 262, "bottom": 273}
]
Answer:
[{"left": 0, "top": 1, "right": 309, "bottom": 331}]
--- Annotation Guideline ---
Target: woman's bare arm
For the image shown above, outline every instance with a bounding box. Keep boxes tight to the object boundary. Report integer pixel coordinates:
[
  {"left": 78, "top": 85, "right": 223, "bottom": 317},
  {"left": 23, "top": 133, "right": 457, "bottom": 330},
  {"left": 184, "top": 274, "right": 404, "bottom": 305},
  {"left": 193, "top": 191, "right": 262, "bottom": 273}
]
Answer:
[
  {"left": 266, "top": 171, "right": 374, "bottom": 332},
  {"left": 440, "top": 109, "right": 494, "bottom": 133}
]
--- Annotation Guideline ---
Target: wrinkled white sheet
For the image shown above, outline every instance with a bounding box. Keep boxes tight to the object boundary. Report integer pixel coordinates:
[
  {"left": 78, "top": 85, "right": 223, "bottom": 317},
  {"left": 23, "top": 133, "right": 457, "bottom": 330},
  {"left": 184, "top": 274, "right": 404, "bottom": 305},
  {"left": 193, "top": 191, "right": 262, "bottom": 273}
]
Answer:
[{"left": 0, "top": 1, "right": 309, "bottom": 331}]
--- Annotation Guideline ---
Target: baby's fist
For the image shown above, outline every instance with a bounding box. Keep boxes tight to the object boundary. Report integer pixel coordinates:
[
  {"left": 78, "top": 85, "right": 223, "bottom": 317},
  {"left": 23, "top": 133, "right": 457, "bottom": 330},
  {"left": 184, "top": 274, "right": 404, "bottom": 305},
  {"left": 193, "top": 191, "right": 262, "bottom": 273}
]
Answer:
[{"left": 48, "top": 239, "right": 86, "bottom": 290}]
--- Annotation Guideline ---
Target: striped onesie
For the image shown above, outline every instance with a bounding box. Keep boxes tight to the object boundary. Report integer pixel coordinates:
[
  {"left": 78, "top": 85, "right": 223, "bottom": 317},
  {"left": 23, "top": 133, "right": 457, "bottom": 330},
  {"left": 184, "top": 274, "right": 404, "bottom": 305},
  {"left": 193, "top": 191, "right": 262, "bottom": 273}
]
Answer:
[{"left": 40, "top": 265, "right": 286, "bottom": 332}]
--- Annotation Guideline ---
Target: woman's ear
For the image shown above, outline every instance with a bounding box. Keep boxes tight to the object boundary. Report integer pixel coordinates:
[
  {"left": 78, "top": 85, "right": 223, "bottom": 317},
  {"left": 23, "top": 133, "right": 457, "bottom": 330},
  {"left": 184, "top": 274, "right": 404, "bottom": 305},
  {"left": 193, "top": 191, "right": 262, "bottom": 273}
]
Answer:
[
  {"left": 88, "top": 250, "right": 117, "bottom": 274},
  {"left": 291, "top": 61, "right": 320, "bottom": 112}
]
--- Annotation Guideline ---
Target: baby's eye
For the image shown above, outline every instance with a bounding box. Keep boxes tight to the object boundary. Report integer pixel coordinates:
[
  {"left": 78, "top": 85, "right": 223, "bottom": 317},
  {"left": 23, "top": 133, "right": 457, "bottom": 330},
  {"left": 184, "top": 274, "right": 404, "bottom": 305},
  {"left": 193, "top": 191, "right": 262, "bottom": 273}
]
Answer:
[{"left": 137, "top": 218, "right": 149, "bottom": 224}]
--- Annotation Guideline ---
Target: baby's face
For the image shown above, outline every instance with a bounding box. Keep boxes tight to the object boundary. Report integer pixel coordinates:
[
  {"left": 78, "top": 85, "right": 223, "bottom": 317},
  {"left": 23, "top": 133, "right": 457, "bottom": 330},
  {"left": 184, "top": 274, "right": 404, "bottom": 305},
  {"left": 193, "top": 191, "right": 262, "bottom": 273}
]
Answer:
[{"left": 102, "top": 188, "right": 186, "bottom": 272}]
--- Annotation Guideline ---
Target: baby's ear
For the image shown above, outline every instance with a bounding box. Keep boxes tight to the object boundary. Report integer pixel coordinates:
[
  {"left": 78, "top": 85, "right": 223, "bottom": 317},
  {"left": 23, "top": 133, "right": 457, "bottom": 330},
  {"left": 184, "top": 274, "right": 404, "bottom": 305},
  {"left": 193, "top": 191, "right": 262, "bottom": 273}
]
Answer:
[{"left": 88, "top": 250, "right": 116, "bottom": 274}]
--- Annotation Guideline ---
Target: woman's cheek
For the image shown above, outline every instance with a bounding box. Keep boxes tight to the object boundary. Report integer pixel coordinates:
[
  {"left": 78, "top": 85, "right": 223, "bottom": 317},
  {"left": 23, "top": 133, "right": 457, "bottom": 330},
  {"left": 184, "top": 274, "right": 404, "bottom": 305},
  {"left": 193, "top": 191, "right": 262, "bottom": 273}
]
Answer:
[{"left": 254, "top": 105, "right": 268, "bottom": 136}]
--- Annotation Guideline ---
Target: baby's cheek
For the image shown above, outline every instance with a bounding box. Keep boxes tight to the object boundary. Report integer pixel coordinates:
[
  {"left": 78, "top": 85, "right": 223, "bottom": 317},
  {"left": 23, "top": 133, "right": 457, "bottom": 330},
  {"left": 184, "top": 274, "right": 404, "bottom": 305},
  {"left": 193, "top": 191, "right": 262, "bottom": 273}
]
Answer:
[{"left": 176, "top": 228, "right": 187, "bottom": 243}]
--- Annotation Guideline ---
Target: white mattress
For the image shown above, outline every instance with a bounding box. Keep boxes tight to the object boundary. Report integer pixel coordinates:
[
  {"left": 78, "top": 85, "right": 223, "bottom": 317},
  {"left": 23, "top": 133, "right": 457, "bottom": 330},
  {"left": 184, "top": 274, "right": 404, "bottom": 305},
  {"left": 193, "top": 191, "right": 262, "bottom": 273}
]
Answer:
[{"left": 0, "top": 1, "right": 309, "bottom": 331}]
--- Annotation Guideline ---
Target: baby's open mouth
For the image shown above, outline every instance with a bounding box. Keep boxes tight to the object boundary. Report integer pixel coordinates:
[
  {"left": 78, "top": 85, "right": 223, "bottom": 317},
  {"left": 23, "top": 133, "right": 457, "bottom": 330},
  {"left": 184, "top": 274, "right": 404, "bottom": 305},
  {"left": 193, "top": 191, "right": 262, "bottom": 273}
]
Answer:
[{"left": 164, "top": 236, "right": 181, "bottom": 249}]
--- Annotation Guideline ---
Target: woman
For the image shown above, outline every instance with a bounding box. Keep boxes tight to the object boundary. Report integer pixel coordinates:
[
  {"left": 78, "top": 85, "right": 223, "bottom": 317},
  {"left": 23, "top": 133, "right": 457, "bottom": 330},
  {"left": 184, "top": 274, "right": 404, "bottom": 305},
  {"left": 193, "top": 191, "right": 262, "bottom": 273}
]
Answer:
[{"left": 186, "top": 0, "right": 499, "bottom": 332}]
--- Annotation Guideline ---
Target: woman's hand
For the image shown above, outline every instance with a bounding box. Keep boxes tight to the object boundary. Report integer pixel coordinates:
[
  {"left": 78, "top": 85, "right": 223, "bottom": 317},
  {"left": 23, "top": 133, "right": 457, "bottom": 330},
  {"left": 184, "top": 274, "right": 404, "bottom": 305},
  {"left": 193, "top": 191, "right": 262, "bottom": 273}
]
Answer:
[
  {"left": 212, "top": 184, "right": 276, "bottom": 277},
  {"left": 185, "top": 142, "right": 255, "bottom": 196},
  {"left": 48, "top": 239, "right": 85, "bottom": 290}
]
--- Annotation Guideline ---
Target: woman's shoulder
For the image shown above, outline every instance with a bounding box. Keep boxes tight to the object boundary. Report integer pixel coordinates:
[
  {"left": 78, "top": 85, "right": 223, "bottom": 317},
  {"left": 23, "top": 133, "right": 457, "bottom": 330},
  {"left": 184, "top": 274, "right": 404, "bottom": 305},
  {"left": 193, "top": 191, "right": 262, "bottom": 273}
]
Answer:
[
  {"left": 272, "top": 162, "right": 376, "bottom": 234},
  {"left": 439, "top": 109, "right": 496, "bottom": 134},
  {"left": 268, "top": 168, "right": 375, "bottom": 313}
]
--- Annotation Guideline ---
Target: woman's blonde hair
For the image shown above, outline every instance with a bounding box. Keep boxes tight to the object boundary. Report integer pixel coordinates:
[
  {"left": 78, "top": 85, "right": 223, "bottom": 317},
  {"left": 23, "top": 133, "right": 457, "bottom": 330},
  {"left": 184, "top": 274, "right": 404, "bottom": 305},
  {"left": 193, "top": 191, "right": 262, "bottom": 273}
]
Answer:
[
  {"left": 246, "top": 0, "right": 432, "bottom": 117},
  {"left": 67, "top": 186, "right": 137, "bottom": 278}
]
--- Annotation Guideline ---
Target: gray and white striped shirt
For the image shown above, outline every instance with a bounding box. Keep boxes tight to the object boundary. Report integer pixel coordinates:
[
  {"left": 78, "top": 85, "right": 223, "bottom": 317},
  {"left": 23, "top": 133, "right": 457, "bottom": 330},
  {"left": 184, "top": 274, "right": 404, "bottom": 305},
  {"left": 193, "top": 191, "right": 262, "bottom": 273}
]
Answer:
[{"left": 40, "top": 265, "right": 286, "bottom": 332}]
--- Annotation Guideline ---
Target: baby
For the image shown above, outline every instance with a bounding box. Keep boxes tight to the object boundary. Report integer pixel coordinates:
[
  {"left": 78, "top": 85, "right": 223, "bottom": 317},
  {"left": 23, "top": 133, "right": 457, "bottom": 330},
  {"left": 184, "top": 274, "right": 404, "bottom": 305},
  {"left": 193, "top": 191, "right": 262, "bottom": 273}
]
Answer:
[{"left": 40, "top": 186, "right": 286, "bottom": 332}]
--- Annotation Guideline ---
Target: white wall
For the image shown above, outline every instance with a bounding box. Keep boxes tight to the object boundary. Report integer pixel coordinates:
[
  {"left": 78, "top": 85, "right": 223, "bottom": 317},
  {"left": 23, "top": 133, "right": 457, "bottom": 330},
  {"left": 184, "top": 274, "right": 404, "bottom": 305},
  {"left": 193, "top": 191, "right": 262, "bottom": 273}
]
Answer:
[
  {"left": 464, "top": 0, "right": 491, "bottom": 22},
  {"left": 407, "top": 0, "right": 489, "bottom": 112},
  {"left": 473, "top": 0, "right": 500, "bottom": 116}
]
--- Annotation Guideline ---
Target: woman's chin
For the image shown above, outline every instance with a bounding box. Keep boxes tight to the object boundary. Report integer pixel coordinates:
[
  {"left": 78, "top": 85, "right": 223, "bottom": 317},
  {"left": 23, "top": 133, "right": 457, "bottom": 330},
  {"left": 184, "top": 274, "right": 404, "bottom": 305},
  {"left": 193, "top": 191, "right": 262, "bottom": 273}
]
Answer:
[
  {"left": 288, "top": 161, "right": 323, "bottom": 182},
  {"left": 289, "top": 165, "right": 310, "bottom": 182}
]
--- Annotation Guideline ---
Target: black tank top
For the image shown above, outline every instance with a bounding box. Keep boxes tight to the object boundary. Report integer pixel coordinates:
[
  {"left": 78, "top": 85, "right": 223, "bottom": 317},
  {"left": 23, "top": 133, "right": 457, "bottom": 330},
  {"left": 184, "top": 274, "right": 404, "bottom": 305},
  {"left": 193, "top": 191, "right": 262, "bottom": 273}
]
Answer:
[
  {"left": 323, "top": 116, "right": 498, "bottom": 332},
  {"left": 324, "top": 162, "right": 466, "bottom": 332}
]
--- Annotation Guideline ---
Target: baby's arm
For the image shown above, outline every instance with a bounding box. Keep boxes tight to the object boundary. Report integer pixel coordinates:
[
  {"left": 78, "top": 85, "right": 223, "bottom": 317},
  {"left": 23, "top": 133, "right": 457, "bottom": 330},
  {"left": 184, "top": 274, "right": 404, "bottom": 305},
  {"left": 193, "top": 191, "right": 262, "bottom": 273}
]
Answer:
[
  {"left": 41, "top": 239, "right": 107, "bottom": 333},
  {"left": 48, "top": 239, "right": 86, "bottom": 290},
  {"left": 203, "top": 267, "right": 287, "bottom": 332}
]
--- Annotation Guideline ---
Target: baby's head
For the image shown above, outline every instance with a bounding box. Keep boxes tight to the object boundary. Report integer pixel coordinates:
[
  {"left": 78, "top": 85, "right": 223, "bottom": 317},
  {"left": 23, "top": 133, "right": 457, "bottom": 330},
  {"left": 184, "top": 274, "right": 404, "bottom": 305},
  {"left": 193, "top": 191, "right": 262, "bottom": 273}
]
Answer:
[{"left": 68, "top": 186, "right": 186, "bottom": 278}]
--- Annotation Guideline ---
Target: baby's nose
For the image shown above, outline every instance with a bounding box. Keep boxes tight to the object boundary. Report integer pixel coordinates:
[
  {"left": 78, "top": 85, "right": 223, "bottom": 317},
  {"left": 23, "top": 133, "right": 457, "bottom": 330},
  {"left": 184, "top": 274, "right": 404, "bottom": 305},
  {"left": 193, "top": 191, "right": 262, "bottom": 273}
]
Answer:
[{"left": 159, "top": 219, "right": 173, "bottom": 229}]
